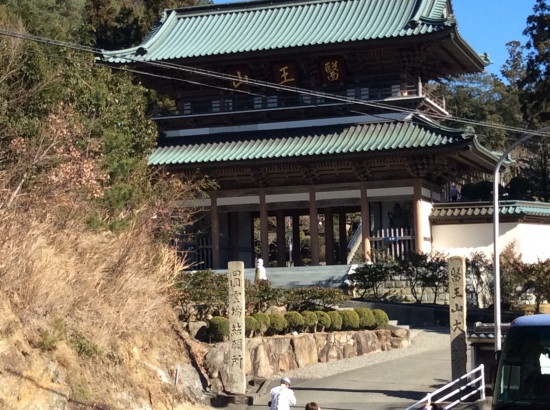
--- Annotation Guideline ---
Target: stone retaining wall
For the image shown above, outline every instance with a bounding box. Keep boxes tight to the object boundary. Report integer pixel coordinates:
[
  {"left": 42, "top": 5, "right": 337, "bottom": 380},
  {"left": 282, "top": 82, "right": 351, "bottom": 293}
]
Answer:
[{"left": 204, "top": 327, "right": 410, "bottom": 393}]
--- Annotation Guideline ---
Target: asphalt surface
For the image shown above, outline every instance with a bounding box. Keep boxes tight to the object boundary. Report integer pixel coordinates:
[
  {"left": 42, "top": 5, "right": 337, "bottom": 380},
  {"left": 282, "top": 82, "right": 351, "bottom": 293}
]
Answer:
[{"left": 248, "top": 328, "right": 460, "bottom": 410}]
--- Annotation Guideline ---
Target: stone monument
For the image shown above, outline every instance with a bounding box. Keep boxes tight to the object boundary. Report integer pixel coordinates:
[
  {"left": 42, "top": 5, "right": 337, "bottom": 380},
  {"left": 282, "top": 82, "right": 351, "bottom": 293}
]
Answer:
[
  {"left": 448, "top": 256, "right": 467, "bottom": 380},
  {"left": 228, "top": 261, "right": 246, "bottom": 395}
]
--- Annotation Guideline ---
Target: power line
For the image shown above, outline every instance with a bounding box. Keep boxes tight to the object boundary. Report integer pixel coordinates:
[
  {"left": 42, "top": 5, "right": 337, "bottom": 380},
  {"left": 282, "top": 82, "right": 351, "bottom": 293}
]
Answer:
[{"left": 2, "top": 28, "right": 550, "bottom": 140}]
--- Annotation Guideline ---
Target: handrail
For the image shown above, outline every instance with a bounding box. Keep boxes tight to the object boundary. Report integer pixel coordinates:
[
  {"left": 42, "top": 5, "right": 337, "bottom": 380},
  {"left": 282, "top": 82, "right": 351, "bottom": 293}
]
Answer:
[{"left": 404, "top": 365, "right": 485, "bottom": 410}]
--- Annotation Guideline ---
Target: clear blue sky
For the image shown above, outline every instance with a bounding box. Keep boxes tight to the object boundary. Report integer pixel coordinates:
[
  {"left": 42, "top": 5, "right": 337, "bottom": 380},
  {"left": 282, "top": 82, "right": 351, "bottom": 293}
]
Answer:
[{"left": 212, "top": 0, "right": 536, "bottom": 76}]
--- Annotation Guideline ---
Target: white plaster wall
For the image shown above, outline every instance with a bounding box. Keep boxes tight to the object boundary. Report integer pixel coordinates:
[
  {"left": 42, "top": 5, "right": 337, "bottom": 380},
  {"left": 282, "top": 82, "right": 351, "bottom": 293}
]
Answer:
[
  {"left": 421, "top": 200, "right": 433, "bottom": 253},
  {"left": 432, "top": 222, "right": 521, "bottom": 260},
  {"left": 516, "top": 224, "right": 550, "bottom": 263}
]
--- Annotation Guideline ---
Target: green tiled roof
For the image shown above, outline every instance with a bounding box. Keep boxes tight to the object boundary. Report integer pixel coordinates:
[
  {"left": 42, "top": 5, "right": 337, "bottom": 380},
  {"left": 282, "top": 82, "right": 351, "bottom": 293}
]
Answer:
[
  {"left": 148, "top": 115, "right": 500, "bottom": 166},
  {"left": 101, "top": 0, "right": 487, "bottom": 65},
  {"left": 430, "top": 201, "right": 550, "bottom": 220}
]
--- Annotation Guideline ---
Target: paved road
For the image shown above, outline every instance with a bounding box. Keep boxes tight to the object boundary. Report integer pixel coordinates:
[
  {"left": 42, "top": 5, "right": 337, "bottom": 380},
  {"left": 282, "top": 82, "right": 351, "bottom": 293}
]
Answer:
[{"left": 248, "top": 330, "right": 458, "bottom": 410}]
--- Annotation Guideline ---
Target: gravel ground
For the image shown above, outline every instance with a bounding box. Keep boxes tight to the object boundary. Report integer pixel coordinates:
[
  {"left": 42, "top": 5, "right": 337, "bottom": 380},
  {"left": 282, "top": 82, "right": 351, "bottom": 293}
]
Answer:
[{"left": 272, "top": 327, "right": 451, "bottom": 381}]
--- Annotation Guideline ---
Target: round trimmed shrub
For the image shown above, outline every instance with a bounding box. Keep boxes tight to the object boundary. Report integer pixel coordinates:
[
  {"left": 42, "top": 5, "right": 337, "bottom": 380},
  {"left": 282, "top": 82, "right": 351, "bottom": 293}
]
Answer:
[
  {"left": 285, "top": 311, "right": 305, "bottom": 332},
  {"left": 208, "top": 316, "right": 229, "bottom": 342},
  {"left": 354, "top": 307, "right": 375, "bottom": 329},
  {"left": 245, "top": 316, "right": 259, "bottom": 337},
  {"left": 301, "top": 311, "right": 318, "bottom": 332},
  {"left": 253, "top": 312, "right": 270, "bottom": 336},
  {"left": 327, "top": 311, "right": 342, "bottom": 331},
  {"left": 372, "top": 309, "right": 389, "bottom": 328},
  {"left": 315, "top": 311, "right": 331, "bottom": 332},
  {"left": 338, "top": 310, "right": 360, "bottom": 330},
  {"left": 268, "top": 313, "right": 287, "bottom": 335}
]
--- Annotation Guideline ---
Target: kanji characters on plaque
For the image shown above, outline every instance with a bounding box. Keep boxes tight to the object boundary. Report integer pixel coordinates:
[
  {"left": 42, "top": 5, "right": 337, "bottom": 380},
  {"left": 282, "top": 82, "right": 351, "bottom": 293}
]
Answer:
[
  {"left": 448, "top": 256, "right": 467, "bottom": 380},
  {"left": 227, "top": 261, "right": 246, "bottom": 395}
]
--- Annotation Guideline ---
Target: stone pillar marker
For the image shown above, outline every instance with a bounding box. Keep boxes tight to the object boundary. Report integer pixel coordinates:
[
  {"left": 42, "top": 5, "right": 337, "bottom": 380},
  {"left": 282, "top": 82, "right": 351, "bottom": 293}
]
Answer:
[
  {"left": 227, "top": 261, "right": 246, "bottom": 395},
  {"left": 448, "top": 256, "right": 467, "bottom": 380}
]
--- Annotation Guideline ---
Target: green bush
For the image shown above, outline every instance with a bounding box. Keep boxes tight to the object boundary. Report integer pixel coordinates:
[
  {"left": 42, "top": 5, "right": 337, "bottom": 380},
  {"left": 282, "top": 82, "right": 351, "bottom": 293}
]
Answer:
[
  {"left": 327, "top": 311, "right": 342, "bottom": 331},
  {"left": 282, "top": 287, "right": 346, "bottom": 311},
  {"left": 208, "top": 316, "right": 229, "bottom": 342},
  {"left": 300, "top": 311, "right": 318, "bottom": 332},
  {"left": 372, "top": 309, "right": 389, "bottom": 328},
  {"left": 245, "top": 316, "right": 260, "bottom": 337},
  {"left": 338, "top": 310, "right": 360, "bottom": 330},
  {"left": 268, "top": 313, "right": 287, "bottom": 335},
  {"left": 175, "top": 270, "right": 228, "bottom": 321},
  {"left": 315, "top": 311, "right": 331, "bottom": 332},
  {"left": 354, "top": 307, "right": 375, "bottom": 329},
  {"left": 285, "top": 311, "right": 305, "bottom": 332},
  {"left": 246, "top": 280, "right": 284, "bottom": 314},
  {"left": 253, "top": 312, "right": 271, "bottom": 336}
]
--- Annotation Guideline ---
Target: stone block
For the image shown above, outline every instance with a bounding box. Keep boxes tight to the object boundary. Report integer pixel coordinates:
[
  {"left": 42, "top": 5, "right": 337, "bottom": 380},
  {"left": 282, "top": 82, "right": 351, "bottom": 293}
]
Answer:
[
  {"left": 188, "top": 321, "right": 208, "bottom": 341},
  {"left": 313, "top": 333, "right": 328, "bottom": 352},
  {"left": 318, "top": 343, "right": 343, "bottom": 362},
  {"left": 343, "top": 342, "right": 356, "bottom": 359},
  {"left": 251, "top": 343, "right": 276, "bottom": 379},
  {"left": 353, "top": 330, "right": 381, "bottom": 356},
  {"left": 265, "top": 305, "right": 287, "bottom": 315},
  {"left": 374, "top": 329, "right": 392, "bottom": 351},
  {"left": 290, "top": 334, "right": 318, "bottom": 367}
]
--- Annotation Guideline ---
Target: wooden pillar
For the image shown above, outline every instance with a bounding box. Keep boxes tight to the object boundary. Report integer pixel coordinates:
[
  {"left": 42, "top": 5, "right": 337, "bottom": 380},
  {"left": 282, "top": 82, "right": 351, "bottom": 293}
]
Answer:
[
  {"left": 210, "top": 193, "right": 220, "bottom": 269},
  {"left": 229, "top": 212, "right": 239, "bottom": 261},
  {"left": 325, "top": 207, "right": 335, "bottom": 265},
  {"left": 414, "top": 179, "right": 423, "bottom": 253},
  {"left": 360, "top": 182, "right": 371, "bottom": 262},
  {"left": 338, "top": 210, "right": 347, "bottom": 264},
  {"left": 259, "top": 189, "right": 269, "bottom": 263},
  {"left": 276, "top": 210, "right": 286, "bottom": 268},
  {"left": 292, "top": 212, "right": 301, "bottom": 266},
  {"left": 309, "top": 186, "right": 319, "bottom": 266}
]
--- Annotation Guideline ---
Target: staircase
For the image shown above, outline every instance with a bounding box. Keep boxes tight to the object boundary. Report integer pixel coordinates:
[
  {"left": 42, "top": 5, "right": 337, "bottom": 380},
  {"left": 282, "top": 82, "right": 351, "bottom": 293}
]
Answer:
[
  {"left": 346, "top": 219, "right": 363, "bottom": 264},
  {"left": 242, "top": 265, "right": 352, "bottom": 288}
]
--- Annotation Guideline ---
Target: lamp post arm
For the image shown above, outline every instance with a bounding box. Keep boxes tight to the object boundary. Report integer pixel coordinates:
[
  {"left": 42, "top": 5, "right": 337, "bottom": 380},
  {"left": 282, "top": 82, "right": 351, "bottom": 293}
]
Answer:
[{"left": 493, "top": 126, "right": 550, "bottom": 352}]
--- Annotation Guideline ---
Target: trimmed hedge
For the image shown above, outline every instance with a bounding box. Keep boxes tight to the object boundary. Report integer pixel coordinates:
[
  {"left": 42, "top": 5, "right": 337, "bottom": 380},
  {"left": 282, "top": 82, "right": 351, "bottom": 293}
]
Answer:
[
  {"left": 245, "top": 316, "right": 259, "bottom": 337},
  {"left": 315, "top": 311, "right": 331, "bottom": 332},
  {"left": 285, "top": 311, "right": 305, "bottom": 331},
  {"left": 327, "top": 311, "right": 342, "bottom": 331},
  {"left": 253, "top": 312, "right": 270, "bottom": 336},
  {"left": 268, "top": 313, "right": 287, "bottom": 335},
  {"left": 338, "top": 310, "right": 360, "bottom": 330},
  {"left": 372, "top": 309, "right": 389, "bottom": 327},
  {"left": 354, "top": 307, "right": 375, "bottom": 329},
  {"left": 208, "top": 316, "right": 229, "bottom": 342},
  {"left": 301, "top": 311, "right": 318, "bottom": 332}
]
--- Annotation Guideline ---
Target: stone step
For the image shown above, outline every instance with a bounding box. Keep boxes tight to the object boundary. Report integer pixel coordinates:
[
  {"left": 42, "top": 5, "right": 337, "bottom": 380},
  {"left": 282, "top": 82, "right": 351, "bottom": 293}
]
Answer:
[{"left": 241, "top": 265, "right": 351, "bottom": 288}]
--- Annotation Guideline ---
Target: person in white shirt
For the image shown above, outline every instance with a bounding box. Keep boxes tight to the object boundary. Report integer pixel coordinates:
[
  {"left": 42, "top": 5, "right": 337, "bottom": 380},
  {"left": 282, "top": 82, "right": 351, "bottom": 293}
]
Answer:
[{"left": 269, "top": 377, "right": 296, "bottom": 410}]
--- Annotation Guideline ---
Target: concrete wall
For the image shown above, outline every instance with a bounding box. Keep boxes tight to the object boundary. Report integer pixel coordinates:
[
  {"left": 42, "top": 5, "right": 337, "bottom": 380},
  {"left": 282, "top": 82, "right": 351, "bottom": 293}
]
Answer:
[{"left": 432, "top": 221, "right": 550, "bottom": 263}]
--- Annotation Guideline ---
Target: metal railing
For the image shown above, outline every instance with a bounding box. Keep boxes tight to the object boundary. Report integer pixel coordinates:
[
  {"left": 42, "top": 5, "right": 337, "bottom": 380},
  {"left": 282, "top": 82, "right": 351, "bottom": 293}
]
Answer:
[{"left": 404, "top": 365, "right": 485, "bottom": 410}]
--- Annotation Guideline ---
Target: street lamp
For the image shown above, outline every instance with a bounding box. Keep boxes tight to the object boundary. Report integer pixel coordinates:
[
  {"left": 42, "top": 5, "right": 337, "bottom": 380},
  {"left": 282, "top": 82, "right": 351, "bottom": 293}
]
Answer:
[{"left": 493, "top": 125, "right": 550, "bottom": 352}]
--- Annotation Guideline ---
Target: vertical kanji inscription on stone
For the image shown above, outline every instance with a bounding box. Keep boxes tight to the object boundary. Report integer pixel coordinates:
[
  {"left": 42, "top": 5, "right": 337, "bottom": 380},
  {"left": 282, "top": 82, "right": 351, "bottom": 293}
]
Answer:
[
  {"left": 228, "top": 261, "right": 246, "bottom": 395},
  {"left": 448, "top": 256, "right": 467, "bottom": 380}
]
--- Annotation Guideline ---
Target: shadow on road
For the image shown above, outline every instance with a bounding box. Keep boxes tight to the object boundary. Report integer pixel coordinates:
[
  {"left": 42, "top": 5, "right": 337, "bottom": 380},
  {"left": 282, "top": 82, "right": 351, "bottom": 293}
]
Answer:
[{"left": 291, "top": 386, "right": 426, "bottom": 400}]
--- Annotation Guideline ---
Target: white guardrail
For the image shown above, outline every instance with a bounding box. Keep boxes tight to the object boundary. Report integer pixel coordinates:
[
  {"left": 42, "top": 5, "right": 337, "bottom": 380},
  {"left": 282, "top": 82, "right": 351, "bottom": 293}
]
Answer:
[{"left": 404, "top": 364, "right": 485, "bottom": 410}]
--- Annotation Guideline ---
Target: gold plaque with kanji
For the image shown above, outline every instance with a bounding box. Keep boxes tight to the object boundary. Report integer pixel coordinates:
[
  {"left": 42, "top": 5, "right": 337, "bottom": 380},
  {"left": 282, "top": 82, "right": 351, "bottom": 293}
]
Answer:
[
  {"left": 272, "top": 62, "right": 298, "bottom": 86},
  {"left": 319, "top": 56, "right": 347, "bottom": 85},
  {"left": 227, "top": 65, "right": 251, "bottom": 90}
]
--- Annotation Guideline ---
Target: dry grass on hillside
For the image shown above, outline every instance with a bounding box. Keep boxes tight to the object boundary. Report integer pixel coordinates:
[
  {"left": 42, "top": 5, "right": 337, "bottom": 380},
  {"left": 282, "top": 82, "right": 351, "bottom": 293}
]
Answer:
[{"left": 0, "top": 207, "right": 185, "bottom": 348}]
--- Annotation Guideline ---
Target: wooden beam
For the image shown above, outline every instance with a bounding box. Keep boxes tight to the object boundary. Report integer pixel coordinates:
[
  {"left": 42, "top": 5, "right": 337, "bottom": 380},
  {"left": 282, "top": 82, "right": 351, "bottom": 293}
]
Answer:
[
  {"left": 309, "top": 186, "right": 319, "bottom": 266},
  {"left": 338, "top": 210, "right": 347, "bottom": 264},
  {"left": 276, "top": 210, "right": 286, "bottom": 268},
  {"left": 360, "top": 182, "right": 371, "bottom": 262},
  {"left": 325, "top": 207, "right": 335, "bottom": 265},
  {"left": 414, "top": 179, "right": 423, "bottom": 252},
  {"left": 259, "top": 188, "right": 269, "bottom": 263},
  {"left": 211, "top": 192, "right": 220, "bottom": 269},
  {"left": 292, "top": 211, "right": 302, "bottom": 266},
  {"left": 229, "top": 212, "right": 239, "bottom": 261}
]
